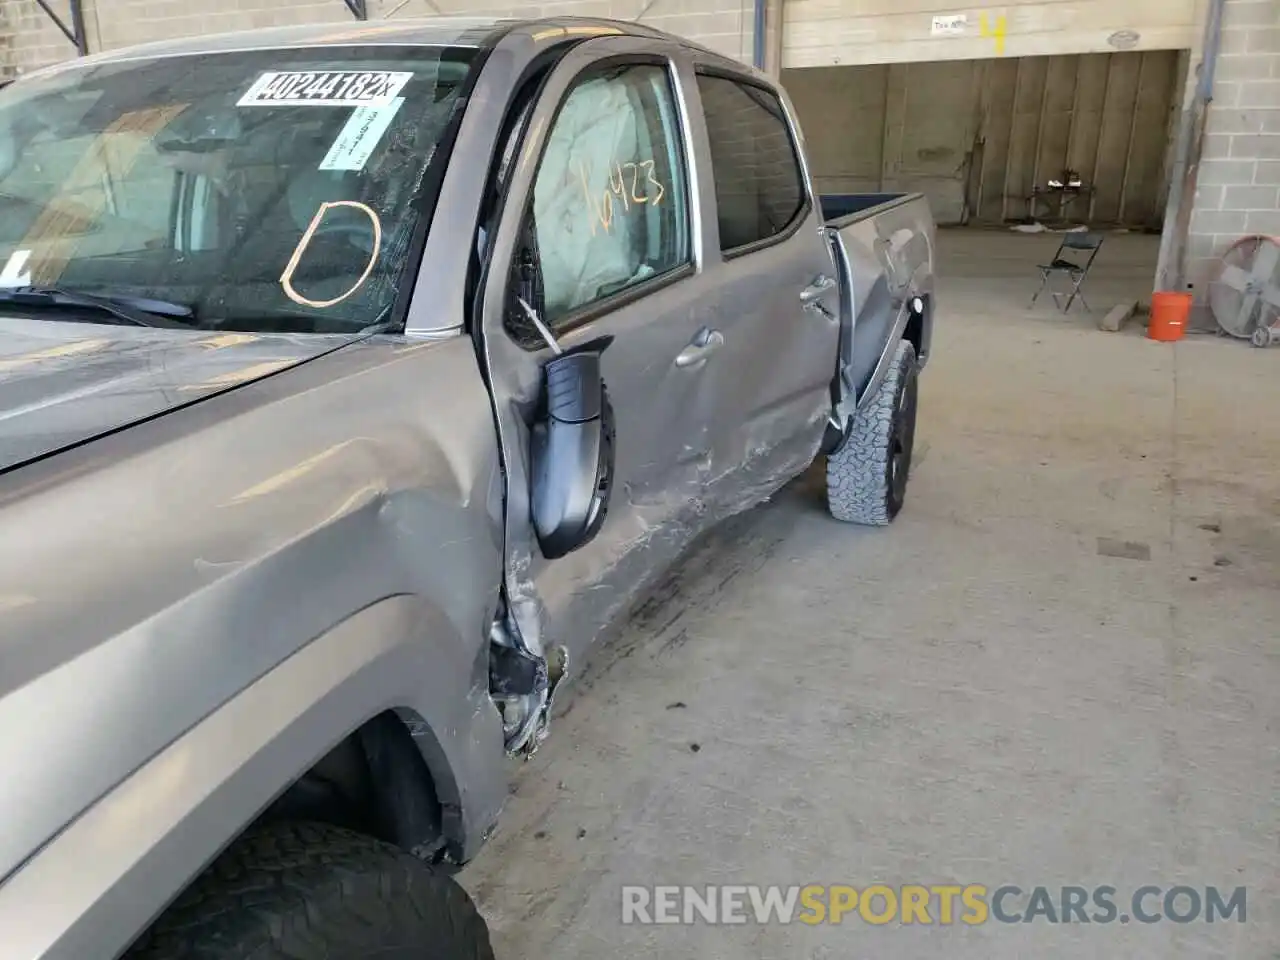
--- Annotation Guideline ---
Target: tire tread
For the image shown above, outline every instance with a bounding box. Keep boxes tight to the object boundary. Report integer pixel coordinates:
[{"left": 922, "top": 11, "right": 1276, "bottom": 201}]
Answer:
[
  {"left": 826, "top": 339, "right": 916, "bottom": 525},
  {"left": 127, "top": 821, "right": 493, "bottom": 960}
]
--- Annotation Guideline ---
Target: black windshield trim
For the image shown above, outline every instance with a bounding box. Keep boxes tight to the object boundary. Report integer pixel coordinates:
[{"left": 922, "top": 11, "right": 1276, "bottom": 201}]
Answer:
[{"left": 0, "top": 287, "right": 191, "bottom": 328}]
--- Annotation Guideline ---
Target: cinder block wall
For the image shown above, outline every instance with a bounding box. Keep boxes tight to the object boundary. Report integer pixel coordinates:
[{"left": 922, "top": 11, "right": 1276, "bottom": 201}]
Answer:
[
  {"left": 0, "top": 0, "right": 756, "bottom": 78},
  {"left": 1, "top": 0, "right": 78, "bottom": 75},
  {"left": 1184, "top": 0, "right": 1280, "bottom": 306}
]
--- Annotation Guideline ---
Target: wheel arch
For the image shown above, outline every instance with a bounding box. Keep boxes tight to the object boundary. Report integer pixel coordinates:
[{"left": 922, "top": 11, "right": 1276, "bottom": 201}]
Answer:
[
  {"left": 0, "top": 596, "right": 507, "bottom": 960},
  {"left": 266, "top": 706, "right": 454, "bottom": 864}
]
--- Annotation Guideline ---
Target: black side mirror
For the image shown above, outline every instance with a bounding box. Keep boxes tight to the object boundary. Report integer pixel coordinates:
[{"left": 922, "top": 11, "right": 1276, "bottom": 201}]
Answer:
[{"left": 530, "top": 335, "right": 616, "bottom": 560}]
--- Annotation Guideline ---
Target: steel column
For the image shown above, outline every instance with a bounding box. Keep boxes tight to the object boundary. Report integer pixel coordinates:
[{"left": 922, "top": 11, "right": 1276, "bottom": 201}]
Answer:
[
  {"left": 752, "top": 0, "right": 766, "bottom": 69},
  {"left": 1155, "top": 0, "right": 1227, "bottom": 292},
  {"left": 342, "top": 0, "right": 369, "bottom": 20},
  {"left": 33, "top": 0, "right": 89, "bottom": 55}
]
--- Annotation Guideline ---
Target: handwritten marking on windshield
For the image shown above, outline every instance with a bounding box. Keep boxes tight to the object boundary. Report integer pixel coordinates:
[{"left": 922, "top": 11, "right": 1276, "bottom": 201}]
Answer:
[
  {"left": 280, "top": 200, "right": 383, "bottom": 309},
  {"left": 578, "top": 159, "right": 665, "bottom": 235}
]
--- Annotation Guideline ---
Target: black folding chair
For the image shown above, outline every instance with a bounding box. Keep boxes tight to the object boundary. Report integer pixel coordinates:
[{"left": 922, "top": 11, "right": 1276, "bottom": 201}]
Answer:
[{"left": 1029, "top": 232, "right": 1104, "bottom": 312}]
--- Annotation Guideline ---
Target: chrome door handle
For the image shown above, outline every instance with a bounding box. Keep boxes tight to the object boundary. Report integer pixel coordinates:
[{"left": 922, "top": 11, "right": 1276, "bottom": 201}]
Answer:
[
  {"left": 800, "top": 275, "right": 836, "bottom": 302},
  {"left": 675, "top": 328, "right": 724, "bottom": 368}
]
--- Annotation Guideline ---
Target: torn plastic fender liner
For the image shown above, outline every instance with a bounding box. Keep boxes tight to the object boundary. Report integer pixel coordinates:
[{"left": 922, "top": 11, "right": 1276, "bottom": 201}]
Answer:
[
  {"left": 490, "top": 624, "right": 567, "bottom": 757},
  {"left": 488, "top": 642, "right": 547, "bottom": 699},
  {"left": 488, "top": 610, "right": 550, "bottom": 757}
]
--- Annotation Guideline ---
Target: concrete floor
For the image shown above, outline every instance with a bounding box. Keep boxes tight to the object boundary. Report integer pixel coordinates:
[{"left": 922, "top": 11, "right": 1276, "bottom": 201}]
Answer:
[{"left": 463, "top": 229, "right": 1280, "bottom": 959}]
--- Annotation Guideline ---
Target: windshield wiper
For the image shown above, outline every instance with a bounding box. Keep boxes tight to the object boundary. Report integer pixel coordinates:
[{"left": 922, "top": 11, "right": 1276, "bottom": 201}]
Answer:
[{"left": 0, "top": 285, "right": 195, "bottom": 328}]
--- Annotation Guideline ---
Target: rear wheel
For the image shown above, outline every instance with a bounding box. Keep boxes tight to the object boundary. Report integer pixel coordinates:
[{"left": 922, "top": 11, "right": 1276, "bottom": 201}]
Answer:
[
  {"left": 825, "top": 338, "right": 918, "bottom": 525},
  {"left": 127, "top": 821, "right": 494, "bottom": 960}
]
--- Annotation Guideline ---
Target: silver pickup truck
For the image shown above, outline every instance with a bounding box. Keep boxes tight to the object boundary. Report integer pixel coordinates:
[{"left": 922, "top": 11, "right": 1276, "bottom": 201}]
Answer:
[{"left": 0, "top": 17, "right": 934, "bottom": 960}]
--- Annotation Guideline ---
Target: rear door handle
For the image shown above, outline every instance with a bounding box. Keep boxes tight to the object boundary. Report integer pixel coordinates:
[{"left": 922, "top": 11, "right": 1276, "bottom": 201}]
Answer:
[
  {"left": 800, "top": 275, "right": 836, "bottom": 302},
  {"left": 675, "top": 328, "right": 724, "bottom": 368}
]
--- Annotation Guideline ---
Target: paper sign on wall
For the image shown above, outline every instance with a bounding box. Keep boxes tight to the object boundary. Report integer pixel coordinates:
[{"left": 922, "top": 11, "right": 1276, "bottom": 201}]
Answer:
[
  {"left": 319, "top": 98, "right": 405, "bottom": 171},
  {"left": 931, "top": 14, "right": 968, "bottom": 36}
]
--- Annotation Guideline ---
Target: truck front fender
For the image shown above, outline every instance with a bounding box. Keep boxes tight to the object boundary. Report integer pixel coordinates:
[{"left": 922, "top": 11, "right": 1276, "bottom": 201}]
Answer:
[{"left": 0, "top": 595, "right": 506, "bottom": 960}]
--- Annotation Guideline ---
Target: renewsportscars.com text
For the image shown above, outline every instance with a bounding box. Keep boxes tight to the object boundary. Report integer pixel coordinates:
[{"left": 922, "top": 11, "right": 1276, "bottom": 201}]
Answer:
[{"left": 621, "top": 884, "right": 1247, "bottom": 926}]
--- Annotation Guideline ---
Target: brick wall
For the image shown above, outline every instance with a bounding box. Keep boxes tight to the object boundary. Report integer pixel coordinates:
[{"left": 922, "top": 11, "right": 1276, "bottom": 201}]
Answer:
[
  {"left": 0, "top": 0, "right": 754, "bottom": 76},
  {"left": 0, "top": 3, "right": 11, "bottom": 79},
  {"left": 0, "top": 0, "right": 82, "bottom": 77},
  {"left": 95, "top": 0, "right": 342, "bottom": 51},
  {"left": 1183, "top": 0, "right": 1280, "bottom": 307}
]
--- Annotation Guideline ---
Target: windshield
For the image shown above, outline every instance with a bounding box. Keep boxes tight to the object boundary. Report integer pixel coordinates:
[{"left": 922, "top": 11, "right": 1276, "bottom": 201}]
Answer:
[{"left": 0, "top": 45, "right": 477, "bottom": 333}]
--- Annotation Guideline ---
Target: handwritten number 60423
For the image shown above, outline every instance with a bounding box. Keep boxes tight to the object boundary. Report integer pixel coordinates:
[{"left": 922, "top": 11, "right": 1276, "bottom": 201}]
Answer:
[{"left": 578, "top": 160, "right": 665, "bottom": 235}]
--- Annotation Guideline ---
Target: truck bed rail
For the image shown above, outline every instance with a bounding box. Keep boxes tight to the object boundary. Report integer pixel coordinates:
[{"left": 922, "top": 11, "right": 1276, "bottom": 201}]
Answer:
[{"left": 820, "top": 192, "right": 926, "bottom": 230}]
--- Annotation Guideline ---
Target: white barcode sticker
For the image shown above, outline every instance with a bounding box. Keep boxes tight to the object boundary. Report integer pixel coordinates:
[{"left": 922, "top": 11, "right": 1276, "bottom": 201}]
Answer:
[
  {"left": 237, "top": 70, "right": 412, "bottom": 108},
  {"left": 319, "top": 97, "right": 405, "bottom": 171}
]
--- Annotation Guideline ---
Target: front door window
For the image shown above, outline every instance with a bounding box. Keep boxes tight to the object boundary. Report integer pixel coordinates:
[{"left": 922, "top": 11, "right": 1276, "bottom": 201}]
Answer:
[{"left": 527, "top": 61, "right": 691, "bottom": 333}]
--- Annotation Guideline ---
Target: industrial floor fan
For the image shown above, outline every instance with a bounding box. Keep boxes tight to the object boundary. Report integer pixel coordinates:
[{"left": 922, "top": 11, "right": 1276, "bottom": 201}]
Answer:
[{"left": 1208, "top": 235, "right": 1280, "bottom": 347}]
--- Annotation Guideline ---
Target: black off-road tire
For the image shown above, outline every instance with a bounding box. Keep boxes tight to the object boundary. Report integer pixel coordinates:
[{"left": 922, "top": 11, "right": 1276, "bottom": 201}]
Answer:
[
  {"left": 127, "top": 821, "right": 494, "bottom": 960},
  {"left": 826, "top": 338, "right": 919, "bottom": 525}
]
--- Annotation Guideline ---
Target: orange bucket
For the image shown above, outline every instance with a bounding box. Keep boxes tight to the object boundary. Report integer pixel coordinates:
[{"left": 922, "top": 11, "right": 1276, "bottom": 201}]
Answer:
[{"left": 1149, "top": 291, "right": 1191, "bottom": 342}]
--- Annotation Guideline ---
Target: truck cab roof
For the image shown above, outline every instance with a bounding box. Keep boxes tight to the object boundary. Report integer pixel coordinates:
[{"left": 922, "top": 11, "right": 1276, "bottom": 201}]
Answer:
[{"left": 17, "top": 16, "right": 752, "bottom": 82}]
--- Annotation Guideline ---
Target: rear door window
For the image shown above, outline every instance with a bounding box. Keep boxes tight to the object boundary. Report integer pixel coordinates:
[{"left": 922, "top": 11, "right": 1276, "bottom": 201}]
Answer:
[{"left": 695, "top": 73, "right": 807, "bottom": 254}]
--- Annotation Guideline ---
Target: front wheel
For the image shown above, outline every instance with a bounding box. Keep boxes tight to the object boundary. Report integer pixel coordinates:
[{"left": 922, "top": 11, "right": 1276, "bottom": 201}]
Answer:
[
  {"left": 127, "top": 821, "right": 494, "bottom": 960},
  {"left": 825, "top": 338, "right": 919, "bottom": 525}
]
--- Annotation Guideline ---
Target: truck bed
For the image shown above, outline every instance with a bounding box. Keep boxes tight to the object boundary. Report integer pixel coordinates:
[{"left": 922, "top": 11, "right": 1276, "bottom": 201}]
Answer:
[
  {"left": 820, "top": 192, "right": 911, "bottom": 225},
  {"left": 819, "top": 191, "right": 936, "bottom": 415}
]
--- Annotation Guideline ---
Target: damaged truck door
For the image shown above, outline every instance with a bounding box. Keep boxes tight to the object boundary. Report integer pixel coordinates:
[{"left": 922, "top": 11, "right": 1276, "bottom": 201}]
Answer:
[
  {"left": 477, "top": 33, "right": 936, "bottom": 756},
  {"left": 690, "top": 67, "right": 841, "bottom": 496},
  {"left": 480, "top": 39, "right": 719, "bottom": 752}
]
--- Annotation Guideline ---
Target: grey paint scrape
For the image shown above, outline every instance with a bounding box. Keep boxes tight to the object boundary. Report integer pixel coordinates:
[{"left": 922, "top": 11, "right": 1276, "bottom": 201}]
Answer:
[{"left": 474, "top": 36, "right": 855, "bottom": 702}]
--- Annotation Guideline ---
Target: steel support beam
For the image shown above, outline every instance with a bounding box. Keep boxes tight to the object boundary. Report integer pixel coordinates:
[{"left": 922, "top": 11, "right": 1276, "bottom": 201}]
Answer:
[
  {"left": 1155, "top": 0, "right": 1227, "bottom": 293},
  {"left": 752, "top": 0, "right": 766, "bottom": 69},
  {"left": 342, "top": 0, "right": 369, "bottom": 19},
  {"left": 33, "top": 0, "right": 89, "bottom": 55}
]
